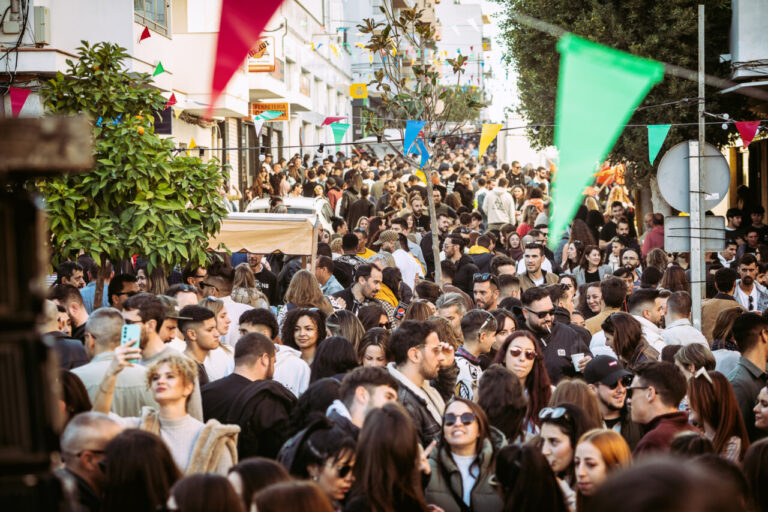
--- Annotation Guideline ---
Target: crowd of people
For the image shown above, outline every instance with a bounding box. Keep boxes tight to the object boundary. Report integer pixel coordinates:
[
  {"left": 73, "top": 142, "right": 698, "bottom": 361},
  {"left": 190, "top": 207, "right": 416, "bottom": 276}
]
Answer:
[{"left": 45, "top": 146, "right": 768, "bottom": 512}]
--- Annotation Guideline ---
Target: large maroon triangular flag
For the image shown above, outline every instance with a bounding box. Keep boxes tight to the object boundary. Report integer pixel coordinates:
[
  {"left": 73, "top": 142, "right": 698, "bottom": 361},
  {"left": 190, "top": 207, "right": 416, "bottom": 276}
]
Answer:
[
  {"left": 139, "top": 26, "right": 151, "bottom": 42},
  {"left": 207, "top": 0, "right": 284, "bottom": 118},
  {"left": 9, "top": 87, "right": 31, "bottom": 117},
  {"left": 735, "top": 121, "right": 761, "bottom": 147},
  {"left": 322, "top": 116, "right": 347, "bottom": 126},
  {"left": 164, "top": 93, "right": 177, "bottom": 110}
]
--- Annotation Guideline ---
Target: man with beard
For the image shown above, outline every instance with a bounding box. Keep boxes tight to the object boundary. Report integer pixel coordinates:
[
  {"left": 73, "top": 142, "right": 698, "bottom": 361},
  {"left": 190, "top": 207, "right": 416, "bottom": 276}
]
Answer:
[
  {"left": 248, "top": 253, "right": 278, "bottom": 305},
  {"left": 735, "top": 254, "right": 768, "bottom": 312},
  {"left": 409, "top": 193, "right": 431, "bottom": 232},
  {"left": 620, "top": 247, "right": 642, "bottom": 289},
  {"left": 518, "top": 243, "right": 559, "bottom": 292},
  {"left": 420, "top": 211, "right": 455, "bottom": 277},
  {"left": 519, "top": 286, "right": 592, "bottom": 384},
  {"left": 326, "top": 366, "right": 399, "bottom": 440},
  {"left": 585, "top": 356, "right": 643, "bottom": 450},
  {"left": 599, "top": 201, "right": 626, "bottom": 249},
  {"left": 473, "top": 273, "right": 500, "bottom": 311},
  {"left": 628, "top": 289, "right": 665, "bottom": 354},
  {"left": 443, "top": 235, "right": 479, "bottom": 296}
]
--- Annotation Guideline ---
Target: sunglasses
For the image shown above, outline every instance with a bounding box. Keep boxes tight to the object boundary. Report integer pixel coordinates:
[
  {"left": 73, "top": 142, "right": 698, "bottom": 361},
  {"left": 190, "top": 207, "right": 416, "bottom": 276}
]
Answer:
[
  {"left": 116, "top": 291, "right": 137, "bottom": 297},
  {"left": 445, "top": 412, "right": 477, "bottom": 426},
  {"left": 606, "top": 375, "right": 633, "bottom": 390},
  {"left": 539, "top": 407, "right": 568, "bottom": 420},
  {"left": 473, "top": 272, "right": 499, "bottom": 285},
  {"left": 378, "top": 322, "right": 392, "bottom": 329},
  {"left": 508, "top": 347, "right": 536, "bottom": 361},
  {"left": 524, "top": 307, "right": 555, "bottom": 319},
  {"left": 327, "top": 462, "right": 353, "bottom": 478},
  {"left": 200, "top": 282, "right": 219, "bottom": 291}
]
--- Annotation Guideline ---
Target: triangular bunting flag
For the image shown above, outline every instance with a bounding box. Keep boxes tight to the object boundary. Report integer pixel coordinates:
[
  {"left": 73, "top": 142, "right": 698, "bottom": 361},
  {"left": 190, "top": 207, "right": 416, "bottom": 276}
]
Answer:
[
  {"left": 414, "top": 169, "right": 427, "bottom": 184},
  {"left": 403, "top": 120, "right": 426, "bottom": 156},
  {"left": 173, "top": 108, "right": 182, "bottom": 118},
  {"left": 139, "top": 26, "right": 151, "bottom": 43},
  {"left": 416, "top": 138, "right": 430, "bottom": 168},
  {"left": 478, "top": 123, "right": 502, "bottom": 159},
  {"left": 735, "top": 121, "right": 761, "bottom": 147},
  {"left": 647, "top": 124, "right": 671, "bottom": 164},
  {"left": 96, "top": 117, "right": 103, "bottom": 127},
  {"left": 153, "top": 61, "right": 165, "bottom": 77},
  {"left": 9, "top": 87, "right": 31, "bottom": 118},
  {"left": 549, "top": 33, "right": 663, "bottom": 250},
  {"left": 331, "top": 122, "right": 350, "bottom": 152},
  {"left": 164, "top": 93, "right": 177, "bottom": 110},
  {"left": 208, "top": 0, "right": 283, "bottom": 118},
  {"left": 253, "top": 118, "right": 265, "bottom": 137},
  {"left": 322, "top": 116, "right": 346, "bottom": 126},
  {"left": 111, "top": 114, "right": 122, "bottom": 126},
  {"left": 187, "top": 138, "right": 197, "bottom": 156}
]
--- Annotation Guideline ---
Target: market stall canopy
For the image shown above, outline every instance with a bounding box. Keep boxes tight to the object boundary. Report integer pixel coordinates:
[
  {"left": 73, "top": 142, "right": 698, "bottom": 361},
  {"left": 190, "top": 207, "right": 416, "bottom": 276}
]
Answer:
[{"left": 209, "top": 212, "right": 318, "bottom": 255}]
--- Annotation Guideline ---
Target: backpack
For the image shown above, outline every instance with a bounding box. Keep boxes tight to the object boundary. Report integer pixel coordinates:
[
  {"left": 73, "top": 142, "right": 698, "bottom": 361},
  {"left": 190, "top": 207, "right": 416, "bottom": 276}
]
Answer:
[{"left": 224, "top": 380, "right": 297, "bottom": 460}]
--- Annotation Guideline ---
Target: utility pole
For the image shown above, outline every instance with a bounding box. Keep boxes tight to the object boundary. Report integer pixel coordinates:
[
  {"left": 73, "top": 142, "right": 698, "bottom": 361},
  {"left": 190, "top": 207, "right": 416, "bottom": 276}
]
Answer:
[{"left": 689, "top": 4, "right": 706, "bottom": 330}]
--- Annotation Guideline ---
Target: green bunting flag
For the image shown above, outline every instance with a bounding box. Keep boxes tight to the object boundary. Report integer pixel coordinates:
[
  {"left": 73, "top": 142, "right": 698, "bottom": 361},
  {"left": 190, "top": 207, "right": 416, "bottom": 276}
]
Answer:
[
  {"left": 153, "top": 61, "right": 165, "bottom": 77},
  {"left": 549, "top": 34, "right": 663, "bottom": 249},
  {"left": 648, "top": 124, "right": 671, "bottom": 164},
  {"left": 254, "top": 110, "right": 283, "bottom": 121},
  {"left": 331, "top": 122, "right": 350, "bottom": 152}
]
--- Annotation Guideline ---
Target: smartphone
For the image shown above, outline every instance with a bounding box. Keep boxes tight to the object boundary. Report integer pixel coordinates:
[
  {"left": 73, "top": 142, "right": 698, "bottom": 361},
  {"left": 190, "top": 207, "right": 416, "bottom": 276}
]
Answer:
[{"left": 121, "top": 324, "right": 141, "bottom": 364}]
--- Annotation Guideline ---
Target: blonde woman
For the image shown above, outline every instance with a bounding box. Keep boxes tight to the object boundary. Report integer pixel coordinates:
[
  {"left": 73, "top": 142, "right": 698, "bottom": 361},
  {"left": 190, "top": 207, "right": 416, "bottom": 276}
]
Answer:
[
  {"left": 94, "top": 347, "right": 239, "bottom": 475},
  {"left": 198, "top": 296, "right": 235, "bottom": 381},
  {"left": 277, "top": 270, "right": 335, "bottom": 327},
  {"left": 231, "top": 263, "right": 270, "bottom": 309}
]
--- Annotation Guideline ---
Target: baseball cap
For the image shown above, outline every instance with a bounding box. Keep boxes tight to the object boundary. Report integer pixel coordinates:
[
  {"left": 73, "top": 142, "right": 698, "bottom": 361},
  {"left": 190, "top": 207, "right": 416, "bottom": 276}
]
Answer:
[
  {"left": 373, "top": 230, "right": 399, "bottom": 246},
  {"left": 584, "top": 355, "right": 632, "bottom": 386}
]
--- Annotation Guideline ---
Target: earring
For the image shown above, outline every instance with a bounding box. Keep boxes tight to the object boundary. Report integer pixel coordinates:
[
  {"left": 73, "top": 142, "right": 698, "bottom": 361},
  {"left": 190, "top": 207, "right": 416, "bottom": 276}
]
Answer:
[{"left": 313, "top": 475, "right": 318, "bottom": 481}]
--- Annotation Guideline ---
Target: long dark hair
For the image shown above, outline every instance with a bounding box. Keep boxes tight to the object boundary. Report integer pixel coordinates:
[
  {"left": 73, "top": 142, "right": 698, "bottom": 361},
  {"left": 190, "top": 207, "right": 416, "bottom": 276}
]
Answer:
[
  {"left": 578, "top": 245, "right": 603, "bottom": 270},
  {"left": 477, "top": 365, "right": 527, "bottom": 443},
  {"left": 743, "top": 439, "right": 768, "bottom": 512},
  {"left": 495, "top": 444, "right": 568, "bottom": 512},
  {"left": 309, "top": 336, "right": 358, "bottom": 383},
  {"left": 102, "top": 430, "right": 181, "bottom": 512},
  {"left": 358, "top": 304, "right": 389, "bottom": 331},
  {"left": 540, "top": 403, "right": 591, "bottom": 483},
  {"left": 291, "top": 418, "right": 356, "bottom": 479},
  {"left": 281, "top": 308, "right": 327, "bottom": 352},
  {"left": 228, "top": 457, "right": 291, "bottom": 511},
  {"left": 59, "top": 370, "right": 92, "bottom": 425},
  {"left": 170, "top": 474, "right": 245, "bottom": 512},
  {"left": 350, "top": 403, "right": 429, "bottom": 512},
  {"left": 287, "top": 378, "right": 341, "bottom": 436},
  {"left": 493, "top": 331, "right": 551, "bottom": 427},
  {"left": 688, "top": 371, "right": 750, "bottom": 460},
  {"left": 601, "top": 312, "right": 643, "bottom": 366}
]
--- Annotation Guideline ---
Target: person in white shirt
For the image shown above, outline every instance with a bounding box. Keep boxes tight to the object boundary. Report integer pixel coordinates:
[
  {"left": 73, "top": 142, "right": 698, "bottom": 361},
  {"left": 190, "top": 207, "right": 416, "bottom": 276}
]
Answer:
[
  {"left": 200, "top": 263, "right": 253, "bottom": 347},
  {"left": 662, "top": 291, "right": 709, "bottom": 347},
  {"left": 734, "top": 254, "right": 768, "bottom": 313},
  {"left": 628, "top": 288, "right": 665, "bottom": 355},
  {"left": 717, "top": 240, "right": 738, "bottom": 268},
  {"left": 375, "top": 230, "right": 424, "bottom": 289},
  {"left": 482, "top": 177, "right": 515, "bottom": 230},
  {"left": 455, "top": 310, "right": 498, "bottom": 400}
]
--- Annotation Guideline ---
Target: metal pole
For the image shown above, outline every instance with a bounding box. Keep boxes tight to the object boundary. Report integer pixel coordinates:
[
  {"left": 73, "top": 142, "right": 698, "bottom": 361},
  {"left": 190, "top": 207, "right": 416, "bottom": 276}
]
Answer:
[{"left": 690, "top": 4, "right": 705, "bottom": 330}]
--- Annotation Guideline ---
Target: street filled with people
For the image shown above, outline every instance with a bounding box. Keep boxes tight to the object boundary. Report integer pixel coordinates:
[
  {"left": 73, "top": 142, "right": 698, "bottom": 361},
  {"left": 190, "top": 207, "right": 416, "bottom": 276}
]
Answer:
[{"left": 48, "top": 146, "right": 768, "bottom": 512}]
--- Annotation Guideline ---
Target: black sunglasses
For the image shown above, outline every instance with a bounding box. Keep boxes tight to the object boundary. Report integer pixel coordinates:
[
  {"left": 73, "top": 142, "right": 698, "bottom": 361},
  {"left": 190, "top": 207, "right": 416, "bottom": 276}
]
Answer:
[
  {"left": 473, "top": 273, "right": 498, "bottom": 285},
  {"left": 445, "top": 412, "right": 476, "bottom": 426},
  {"left": 200, "top": 282, "right": 219, "bottom": 291},
  {"left": 116, "top": 290, "right": 137, "bottom": 297},
  {"left": 378, "top": 322, "right": 392, "bottom": 329},
  {"left": 607, "top": 375, "right": 633, "bottom": 390},
  {"left": 524, "top": 307, "right": 555, "bottom": 319},
  {"left": 330, "top": 463, "right": 353, "bottom": 478}
]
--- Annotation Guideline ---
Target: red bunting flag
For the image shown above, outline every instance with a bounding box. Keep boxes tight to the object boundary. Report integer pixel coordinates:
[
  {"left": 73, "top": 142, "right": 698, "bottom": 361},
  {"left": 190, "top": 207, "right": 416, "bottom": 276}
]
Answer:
[
  {"left": 734, "top": 121, "right": 761, "bottom": 147},
  {"left": 9, "top": 87, "right": 31, "bottom": 118},
  {"left": 139, "top": 26, "right": 151, "bottom": 42},
  {"left": 164, "top": 93, "right": 177, "bottom": 110},
  {"left": 322, "top": 116, "right": 346, "bottom": 126},
  {"left": 207, "top": 0, "right": 284, "bottom": 118}
]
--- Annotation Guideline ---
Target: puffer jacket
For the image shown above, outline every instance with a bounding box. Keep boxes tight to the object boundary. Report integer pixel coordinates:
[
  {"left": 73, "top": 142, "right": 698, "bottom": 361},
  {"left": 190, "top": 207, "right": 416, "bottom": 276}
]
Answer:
[{"left": 425, "top": 438, "right": 504, "bottom": 512}]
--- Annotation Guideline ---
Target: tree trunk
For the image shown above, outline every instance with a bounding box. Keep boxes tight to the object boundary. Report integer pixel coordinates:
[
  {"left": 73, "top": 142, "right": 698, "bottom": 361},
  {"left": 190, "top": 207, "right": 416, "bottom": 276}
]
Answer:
[{"left": 423, "top": 164, "right": 443, "bottom": 285}]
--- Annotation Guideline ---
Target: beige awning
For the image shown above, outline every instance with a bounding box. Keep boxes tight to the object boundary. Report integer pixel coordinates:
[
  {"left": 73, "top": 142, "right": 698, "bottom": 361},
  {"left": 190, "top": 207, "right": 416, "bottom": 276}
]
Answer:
[{"left": 209, "top": 213, "right": 318, "bottom": 256}]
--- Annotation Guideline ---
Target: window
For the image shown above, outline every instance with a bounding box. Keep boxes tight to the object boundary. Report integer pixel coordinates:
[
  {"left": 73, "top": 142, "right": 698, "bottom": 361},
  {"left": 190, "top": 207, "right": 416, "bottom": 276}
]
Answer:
[{"left": 135, "top": 0, "right": 169, "bottom": 36}]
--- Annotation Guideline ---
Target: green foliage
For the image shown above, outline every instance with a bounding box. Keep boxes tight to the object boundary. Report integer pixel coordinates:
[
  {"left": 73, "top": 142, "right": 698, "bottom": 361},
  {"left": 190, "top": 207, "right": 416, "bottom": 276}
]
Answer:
[
  {"left": 357, "top": 5, "right": 486, "bottom": 141},
  {"left": 493, "top": 0, "right": 751, "bottom": 184},
  {"left": 39, "top": 41, "right": 227, "bottom": 270}
]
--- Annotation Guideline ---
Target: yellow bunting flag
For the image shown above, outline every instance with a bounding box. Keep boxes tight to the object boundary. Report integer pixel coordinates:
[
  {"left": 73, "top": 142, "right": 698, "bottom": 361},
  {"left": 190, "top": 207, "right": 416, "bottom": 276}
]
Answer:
[
  {"left": 187, "top": 137, "right": 197, "bottom": 156},
  {"left": 330, "top": 44, "right": 339, "bottom": 57},
  {"left": 415, "top": 169, "right": 427, "bottom": 184},
  {"left": 173, "top": 108, "right": 182, "bottom": 118},
  {"left": 349, "top": 83, "right": 368, "bottom": 99},
  {"left": 478, "top": 124, "right": 503, "bottom": 159},
  {"left": 368, "top": 54, "right": 373, "bottom": 63}
]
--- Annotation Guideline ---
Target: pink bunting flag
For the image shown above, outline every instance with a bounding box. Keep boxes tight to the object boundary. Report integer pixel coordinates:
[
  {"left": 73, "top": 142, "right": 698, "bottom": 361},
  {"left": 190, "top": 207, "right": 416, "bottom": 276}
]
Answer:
[
  {"left": 207, "top": 0, "right": 284, "bottom": 118},
  {"left": 322, "top": 116, "right": 346, "bottom": 126},
  {"left": 734, "top": 121, "right": 761, "bottom": 147},
  {"left": 9, "top": 87, "right": 31, "bottom": 118},
  {"left": 139, "top": 26, "right": 151, "bottom": 43},
  {"left": 164, "top": 93, "right": 177, "bottom": 110}
]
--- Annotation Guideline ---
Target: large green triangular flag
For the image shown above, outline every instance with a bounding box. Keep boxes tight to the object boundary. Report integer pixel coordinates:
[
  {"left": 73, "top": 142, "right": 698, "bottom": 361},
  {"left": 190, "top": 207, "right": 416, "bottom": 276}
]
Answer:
[
  {"left": 331, "top": 122, "right": 350, "bottom": 152},
  {"left": 549, "top": 34, "right": 663, "bottom": 249},
  {"left": 647, "top": 124, "right": 671, "bottom": 164},
  {"left": 153, "top": 61, "right": 165, "bottom": 77}
]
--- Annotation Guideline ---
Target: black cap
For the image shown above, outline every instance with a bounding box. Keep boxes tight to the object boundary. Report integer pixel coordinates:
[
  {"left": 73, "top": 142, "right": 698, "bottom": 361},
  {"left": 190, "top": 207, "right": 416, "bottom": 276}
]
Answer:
[{"left": 584, "top": 355, "right": 632, "bottom": 386}]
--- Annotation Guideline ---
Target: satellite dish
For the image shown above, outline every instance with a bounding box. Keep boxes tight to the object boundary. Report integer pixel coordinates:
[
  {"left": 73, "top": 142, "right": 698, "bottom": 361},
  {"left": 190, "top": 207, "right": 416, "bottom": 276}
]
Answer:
[{"left": 656, "top": 141, "right": 730, "bottom": 213}]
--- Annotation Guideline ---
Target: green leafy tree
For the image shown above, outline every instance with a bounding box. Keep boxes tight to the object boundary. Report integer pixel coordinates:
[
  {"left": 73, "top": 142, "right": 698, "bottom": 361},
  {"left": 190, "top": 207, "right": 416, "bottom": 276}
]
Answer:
[
  {"left": 359, "top": 4, "right": 486, "bottom": 281},
  {"left": 494, "top": 0, "right": 752, "bottom": 185},
  {"left": 39, "top": 41, "right": 227, "bottom": 307}
]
